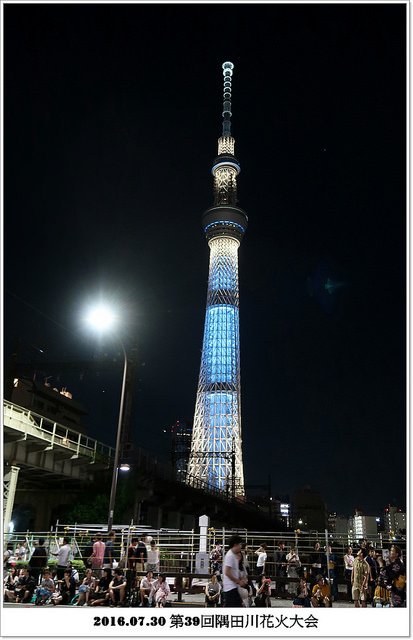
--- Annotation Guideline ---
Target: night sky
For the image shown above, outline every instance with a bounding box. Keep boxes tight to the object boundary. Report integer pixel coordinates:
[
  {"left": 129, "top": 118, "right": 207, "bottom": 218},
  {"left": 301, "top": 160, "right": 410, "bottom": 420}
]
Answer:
[{"left": 4, "top": 3, "right": 406, "bottom": 517}]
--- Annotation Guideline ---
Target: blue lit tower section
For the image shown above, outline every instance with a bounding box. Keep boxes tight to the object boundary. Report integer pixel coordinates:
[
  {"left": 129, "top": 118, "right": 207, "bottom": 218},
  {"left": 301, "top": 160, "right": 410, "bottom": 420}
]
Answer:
[{"left": 188, "top": 62, "right": 247, "bottom": 498}]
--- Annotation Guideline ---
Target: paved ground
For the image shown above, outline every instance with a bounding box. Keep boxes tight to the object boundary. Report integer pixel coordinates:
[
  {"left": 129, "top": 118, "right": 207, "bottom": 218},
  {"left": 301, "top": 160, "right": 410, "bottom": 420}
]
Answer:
[{"left": 3, "top": 594, "right": 355, "bottom": 609}]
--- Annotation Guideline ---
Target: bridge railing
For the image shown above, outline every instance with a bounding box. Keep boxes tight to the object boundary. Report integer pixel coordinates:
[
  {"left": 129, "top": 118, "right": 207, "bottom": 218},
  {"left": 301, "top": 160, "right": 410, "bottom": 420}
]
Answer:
[{"left": 3, "top": 400, "right": 115, "bottom": 465}]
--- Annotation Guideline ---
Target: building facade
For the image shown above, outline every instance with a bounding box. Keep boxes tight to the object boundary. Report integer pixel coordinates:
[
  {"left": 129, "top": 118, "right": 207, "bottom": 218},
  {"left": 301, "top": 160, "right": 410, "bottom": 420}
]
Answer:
[
  {"left": 384, "top": 505, "right": 406, "bottom": 536},
  {"left": 188, "top": 62, "right": 247, "bottom": 498},
  {"left": 348, "top": 512, "right": 378, "bottom": 542}
]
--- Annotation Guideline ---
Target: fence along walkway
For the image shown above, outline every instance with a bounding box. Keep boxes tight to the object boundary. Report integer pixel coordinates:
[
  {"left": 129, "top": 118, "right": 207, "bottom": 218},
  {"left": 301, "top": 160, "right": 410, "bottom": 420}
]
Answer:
[{"left": 4, "top": 526, "right": 403, "bottom": 579}]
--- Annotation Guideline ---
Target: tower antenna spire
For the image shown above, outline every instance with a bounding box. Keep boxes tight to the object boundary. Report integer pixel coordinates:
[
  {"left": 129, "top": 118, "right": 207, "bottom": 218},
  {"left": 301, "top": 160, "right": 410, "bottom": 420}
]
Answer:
[
  {"left": 222, "top": 61, "right": 234, "bottom": 136},
  {"left": 188, "top": 61, "right": 247, "bottom": 500}
]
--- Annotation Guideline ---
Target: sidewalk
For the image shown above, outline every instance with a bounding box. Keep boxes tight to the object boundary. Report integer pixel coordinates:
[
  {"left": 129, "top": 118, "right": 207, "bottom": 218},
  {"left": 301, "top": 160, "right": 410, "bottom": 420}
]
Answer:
[{"left": 3, "top": 595, "right": 354, "bottom": 609}]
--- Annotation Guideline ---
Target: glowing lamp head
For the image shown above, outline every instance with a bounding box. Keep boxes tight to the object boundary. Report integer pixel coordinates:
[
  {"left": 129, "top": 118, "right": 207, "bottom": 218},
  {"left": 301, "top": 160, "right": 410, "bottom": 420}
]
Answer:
[
  {"left": 86, "top": 305, "right": 117, "bottom": 332},
  {"left": 119, "top": 463, "right": 130, "bottom": 472}
]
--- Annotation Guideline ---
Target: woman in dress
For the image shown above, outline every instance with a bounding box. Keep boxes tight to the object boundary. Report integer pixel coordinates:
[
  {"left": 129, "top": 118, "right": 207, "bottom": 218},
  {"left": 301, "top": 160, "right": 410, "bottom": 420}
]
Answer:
[
  {"left": 286, "top": 547, "right": 301, "bottom": 596},
  {"left": 77, "top": 568, "right": 96, "bottom": 606},
  {"left": 153, "top": 574, "right": 170, "bottom": 607}
]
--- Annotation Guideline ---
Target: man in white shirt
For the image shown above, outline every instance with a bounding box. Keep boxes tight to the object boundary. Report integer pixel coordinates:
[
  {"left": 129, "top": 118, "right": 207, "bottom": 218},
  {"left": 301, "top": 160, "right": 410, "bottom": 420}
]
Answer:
[
  {"left": 222, "top": 535, "right": 247, "bottom": 607},
  {"left": 255, "top": 543, "right": 267, "bottom": 583},
  {"left": 51, "top": 537, "right": 71, "bottom": 580}
]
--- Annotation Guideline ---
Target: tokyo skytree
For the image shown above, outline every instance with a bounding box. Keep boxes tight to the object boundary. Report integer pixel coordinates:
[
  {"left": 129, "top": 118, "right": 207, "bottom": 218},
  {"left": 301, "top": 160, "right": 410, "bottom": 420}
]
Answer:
[{"left": 187, "top": 62, "right": 247, "bottom": 498}]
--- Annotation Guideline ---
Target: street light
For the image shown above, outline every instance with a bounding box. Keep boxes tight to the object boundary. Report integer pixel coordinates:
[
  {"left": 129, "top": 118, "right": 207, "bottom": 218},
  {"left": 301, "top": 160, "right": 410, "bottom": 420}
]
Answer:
[{"left": 85, "top": 303, "right": 130, "bottom": 532}]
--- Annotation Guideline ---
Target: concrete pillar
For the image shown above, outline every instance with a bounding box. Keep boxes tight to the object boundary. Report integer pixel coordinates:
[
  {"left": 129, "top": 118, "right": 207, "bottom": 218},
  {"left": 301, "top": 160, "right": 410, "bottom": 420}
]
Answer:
[
  {"left": 199, "top": 514, "right": 209, "bottom": 552},
  {"left": 3, "top": 465, "right": 20, "bottom": 532}
]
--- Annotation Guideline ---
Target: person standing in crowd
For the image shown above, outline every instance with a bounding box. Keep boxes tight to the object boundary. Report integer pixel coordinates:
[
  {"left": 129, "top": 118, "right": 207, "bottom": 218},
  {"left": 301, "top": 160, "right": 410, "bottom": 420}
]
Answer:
[
  {"left": 127, "top": 538, "right": 139, "bottom": 571},
  {"left": 386, "top": 545, "right": 406, "bottom": 607},
  {"left": 83, "top": 537, "right": 95, "bottom": 570},
  {"left": 146, "top": 540, "right": 160, "bottom": 573},
  {"left": 286, "top": 547, "right": 301, "bottom": 597},
  {"left": 309, "top": 542, "right": 324, "bottom": 588},
  {"left": 241, "top": 543, "right": 255, "bottom": 597},
  {"left": 51, "top": 537, "right": 71, "bottom": 580},
  {"left": 28, "top": 538, "right": 48, "bottom": 585},
  {"left": 365, "top": 547, "right": 378, "bottom": 605},
  {"left": 343, "top": 546, "right": 355, "bottom": 602},
  {"left": 326, "top": 545, "right": 338, "bottom": 602},
  {"left": 210, "top": 543, "right": 223, "bottom": 576},
  {"left": 351, "top": 548, "right": 369, "bottom": 608},
  {"left": 274, "top": 541, "right": 287, "bottom": 598},
  {"left": 205, "top": 573, "right": 221, "bottom": 607},
  {"left": 222, "top": 535, "right": 247, "bottom": 607},
  {"left": 91, "top": 535, "right": 105, "bottom": 574},
  {"left": 373, "top": 555, "right": 391, "bottom": 608},
  {"left": 103, "top": 531, "right": 116, "bottom": 570},
  {"left": 136, "top": 536, "right": 148, "bottom": 573},
  {"left": 255, "top": 543, "right": 267, "bottom": 583}
]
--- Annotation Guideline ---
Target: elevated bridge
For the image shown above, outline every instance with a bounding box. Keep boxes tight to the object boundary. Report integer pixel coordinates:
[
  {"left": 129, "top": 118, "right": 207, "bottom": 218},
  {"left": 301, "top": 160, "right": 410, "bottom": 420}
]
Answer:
[
  {"left": 4, "top": 400, "right": 114, "bottom": 484},
  {"left": 3, "top": 401, "right": 278, "bottom": 532}
]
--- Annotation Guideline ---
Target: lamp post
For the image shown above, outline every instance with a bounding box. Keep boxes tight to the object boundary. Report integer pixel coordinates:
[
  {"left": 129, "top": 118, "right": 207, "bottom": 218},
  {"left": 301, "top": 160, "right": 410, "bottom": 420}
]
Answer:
[
  {"left": 85, "top": 304, "right": 130, "bottom": 532},
  {"left": 107, "top": 339, "right": 128, "bottom": 533}
]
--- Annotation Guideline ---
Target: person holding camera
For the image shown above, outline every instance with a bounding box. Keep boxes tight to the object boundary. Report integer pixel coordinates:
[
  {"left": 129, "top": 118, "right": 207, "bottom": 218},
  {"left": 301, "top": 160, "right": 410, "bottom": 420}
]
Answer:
[{"left": 254, "top": 574, "right": 272, "bottom": 607}]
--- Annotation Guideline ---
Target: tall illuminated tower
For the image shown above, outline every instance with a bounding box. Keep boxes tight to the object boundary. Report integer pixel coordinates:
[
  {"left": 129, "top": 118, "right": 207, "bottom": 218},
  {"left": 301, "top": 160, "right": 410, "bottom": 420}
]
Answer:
[{"left": 188, "top": 62, "right": 247, "bottom": 498}]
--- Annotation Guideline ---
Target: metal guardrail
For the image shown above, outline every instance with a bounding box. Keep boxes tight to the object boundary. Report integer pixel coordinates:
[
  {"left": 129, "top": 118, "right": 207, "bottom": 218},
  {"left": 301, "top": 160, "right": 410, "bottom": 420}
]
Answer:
[
  {"left": 4, "top": 526, "right": 404, "bottom": 580},
  {"left": 4, "top": 401, "right": 115, "bottom": 465}
]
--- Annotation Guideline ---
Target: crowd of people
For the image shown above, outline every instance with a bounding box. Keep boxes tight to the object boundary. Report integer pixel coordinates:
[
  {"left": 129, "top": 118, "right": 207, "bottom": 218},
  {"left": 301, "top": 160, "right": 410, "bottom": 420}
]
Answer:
[
  {"left": 3, "top": 532, "right": 167, "bottom": 608},
  {"left": 3, "top": 533, "right": 406, "bottom": 609},
  {"left": 207, "top": 536, "right": 406, "bottom": 608}
]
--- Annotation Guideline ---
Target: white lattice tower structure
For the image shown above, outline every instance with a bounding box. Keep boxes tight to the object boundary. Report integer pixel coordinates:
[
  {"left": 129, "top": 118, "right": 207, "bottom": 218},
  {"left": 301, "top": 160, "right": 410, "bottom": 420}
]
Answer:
[{"left": 187, "top": 62, "right": 248, "bottom": 498}]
